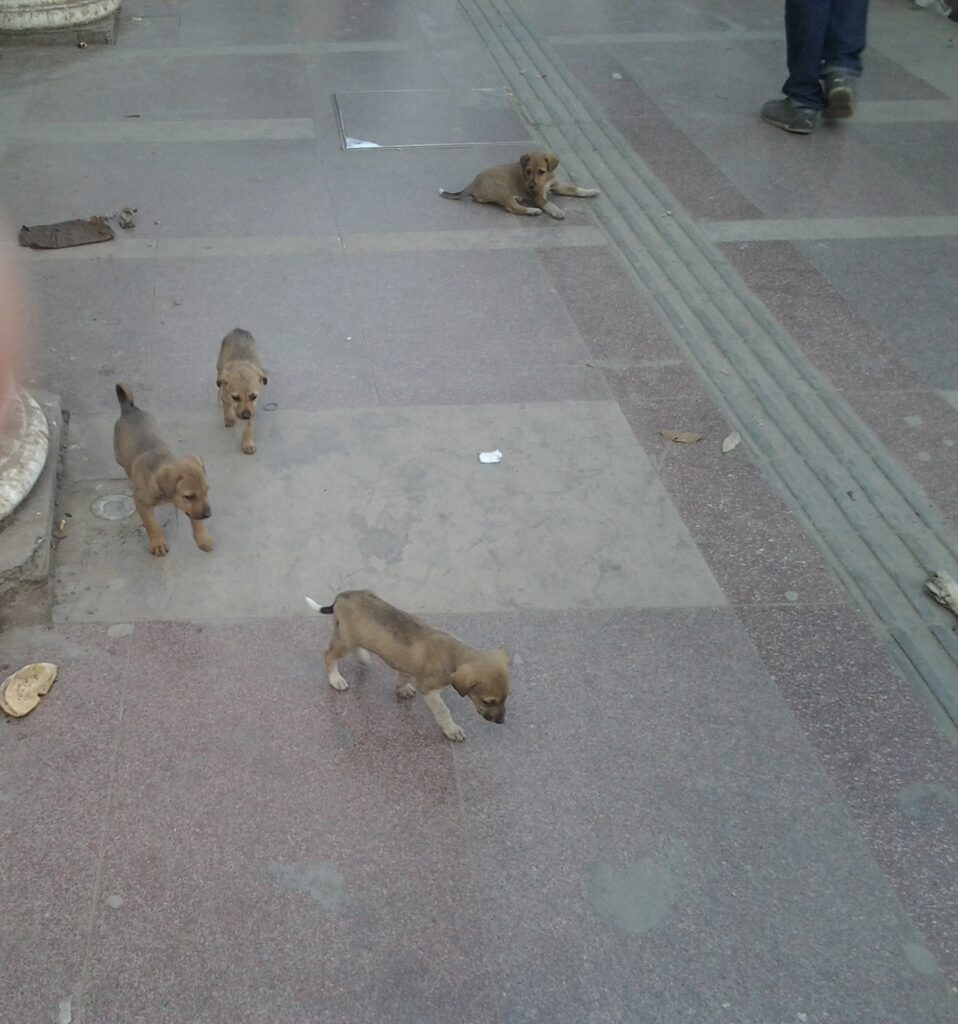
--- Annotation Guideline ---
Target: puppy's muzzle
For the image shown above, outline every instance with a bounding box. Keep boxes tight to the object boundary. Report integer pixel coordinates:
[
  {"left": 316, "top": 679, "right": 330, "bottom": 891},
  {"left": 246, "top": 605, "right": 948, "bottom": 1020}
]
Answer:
[
  {"left": 483, "top": 708, "right": 505, "bottom": 724},
  {"left": 240, "top": 410, "right": 252, "bottom": 420},
  {"left": 191, "top": 505, "right": 212, "bottom": 520}
]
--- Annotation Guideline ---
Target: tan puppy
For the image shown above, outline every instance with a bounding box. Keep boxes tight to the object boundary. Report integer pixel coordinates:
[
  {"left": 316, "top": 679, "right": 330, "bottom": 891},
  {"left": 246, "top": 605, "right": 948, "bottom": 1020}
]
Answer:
[
  {"left": 113, "top": 383, "right": 213, "bottom": 557},
  {"left": 306, "top": 591, "right": 510, "bottom": 742},
  {"left": 216, "top": 327, "right": 267, "bottom": 455},
  {"left": 439, "top": 150, "right": 599, "bottom": 220}
]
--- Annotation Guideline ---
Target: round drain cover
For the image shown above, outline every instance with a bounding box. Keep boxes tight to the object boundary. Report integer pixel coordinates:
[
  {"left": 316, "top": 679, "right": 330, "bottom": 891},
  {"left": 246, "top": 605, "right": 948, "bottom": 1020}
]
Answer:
[{"left": 91, "top": 494, "right": 135, "bottom": 520}]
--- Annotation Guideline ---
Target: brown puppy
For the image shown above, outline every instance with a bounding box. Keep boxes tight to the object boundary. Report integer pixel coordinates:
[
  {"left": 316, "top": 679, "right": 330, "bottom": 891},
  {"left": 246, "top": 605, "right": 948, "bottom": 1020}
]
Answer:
[
  {"left": 113, "top": 383, "right": 213, "bottom": 557},
  {"left": 439, "top": 150, "right": 599, "bottom": 220},
  {"left": 216, "top": 327, "right": 267, "bottom": 455},
  {"left": 306, "top": 591, "right": 510, "bottom": 742}
]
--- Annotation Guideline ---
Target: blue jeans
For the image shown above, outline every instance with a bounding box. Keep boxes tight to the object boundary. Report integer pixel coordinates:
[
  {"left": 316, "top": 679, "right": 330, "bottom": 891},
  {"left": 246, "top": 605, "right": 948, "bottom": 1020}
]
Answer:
[{"left": 783, "top": 0, "right": 869, "bottom": 109}]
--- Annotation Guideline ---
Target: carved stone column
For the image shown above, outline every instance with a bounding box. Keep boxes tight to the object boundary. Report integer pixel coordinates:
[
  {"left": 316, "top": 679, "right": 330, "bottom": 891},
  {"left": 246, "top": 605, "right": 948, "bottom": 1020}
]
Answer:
[{"left": 0, "top": 0, "right": 120, "bottom": 32}]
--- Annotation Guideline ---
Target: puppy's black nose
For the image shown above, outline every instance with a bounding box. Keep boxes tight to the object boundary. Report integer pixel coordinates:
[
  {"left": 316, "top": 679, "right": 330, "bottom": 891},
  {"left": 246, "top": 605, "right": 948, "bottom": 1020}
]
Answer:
[
  {"left": 240, "top": 410, "right": 252, "bottom": 420},
  {"left": 198, "top": 506, "right": 211, "bottom": 519}
]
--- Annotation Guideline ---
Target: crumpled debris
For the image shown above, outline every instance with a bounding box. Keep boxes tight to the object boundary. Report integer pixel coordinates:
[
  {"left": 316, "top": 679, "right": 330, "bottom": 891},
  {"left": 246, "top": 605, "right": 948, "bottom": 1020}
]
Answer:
[
  {"left": 19, "top": 217, "right": 114, "bottom": 250},
  {"left": 0, "top": 663, "right": 58, "bottom": 718},
  {"left": 925, "top": 571, "right": 958, "bottom": 619},
  {"left": 117, "top": 207, "right": 137, "bottom": 230},
  {"left": 478, "top": 449, "right": 503, "bottom": 464},
  {"left": 912, "top": 0, "right": 951, "bottom": 15},
  {"left": 721, "top": 430, "right": 742, "bottom": 453},
  {"left": 659, "top": 430, "right": 704, "bottom": 445}
]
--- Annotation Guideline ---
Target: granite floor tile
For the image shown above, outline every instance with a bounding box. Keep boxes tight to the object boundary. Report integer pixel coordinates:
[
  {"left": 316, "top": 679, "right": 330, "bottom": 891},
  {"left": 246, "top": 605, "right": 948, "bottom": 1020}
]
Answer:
[
  {"left": 450, "top": 608, "right": 958, "bottom": 1023},
  {"left": 619, "top": 390, "right": 850, "bottom": 606},
  {"left": 176, "top": 0, "right": 301, "bottom": 46},
  {"left": 797, "top": 237, "right": 958, "bottom": 390},
  {"left": 720, "top": 240, "right": 927, "bottom": 394},
  {"left": 739, "top": 605, "right": 958, "bottom": 978},
  {"left": 77, "top": 620, "right": 496, "bottom": 1024},
  {"left": 0, "top": 625, "right": 131, "bottom": 1024}
]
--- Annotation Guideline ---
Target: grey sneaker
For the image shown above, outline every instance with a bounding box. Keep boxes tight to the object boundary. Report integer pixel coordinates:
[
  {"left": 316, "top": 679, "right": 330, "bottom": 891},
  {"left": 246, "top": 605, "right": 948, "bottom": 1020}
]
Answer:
[
  {"left": 822, "top": 71, "right": 856, "bottom": 118},
  {"left": 760, "top": 97, "right": 818, "bottom": 134}
]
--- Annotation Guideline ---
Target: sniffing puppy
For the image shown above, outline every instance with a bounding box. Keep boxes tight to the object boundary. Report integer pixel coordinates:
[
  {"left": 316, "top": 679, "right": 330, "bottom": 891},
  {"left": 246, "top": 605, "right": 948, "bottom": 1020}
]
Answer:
[
  {"left": 216, "top": 327, "right": 267, "bottom": 454},
  {"left": 113, "top": 383, "right": 212, "bottom": 557},
  {"left": 439, "top": 150, "right": 599, "bottom": 220},
  {"left": 306, "top": 591, "right": 510, "bottom": 742}
]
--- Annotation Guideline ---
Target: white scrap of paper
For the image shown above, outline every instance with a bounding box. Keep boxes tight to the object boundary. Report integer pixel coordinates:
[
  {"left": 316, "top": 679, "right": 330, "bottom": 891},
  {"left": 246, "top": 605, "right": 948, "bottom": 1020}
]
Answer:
[
  {"left": 478, "top": 449, "right": 503, "bottom": 464},
  {"left": 721, "top": 430, "right": 742, "bottom": 453}
]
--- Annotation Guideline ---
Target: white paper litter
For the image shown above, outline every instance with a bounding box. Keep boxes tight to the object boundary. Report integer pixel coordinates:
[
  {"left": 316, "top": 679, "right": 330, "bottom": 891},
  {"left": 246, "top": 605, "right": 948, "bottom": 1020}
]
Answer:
[
  {"left": 721, "top": 430, "right": 742, "bottom": 453},
  {"left": 345, "top": 137, "right": 380, "bottom": 149},
  {"left": 925, "top": 571, "right": 958, "bottom": 618},
  {"left": 478, "top": 449, "right": 503, "bottom": 464}
]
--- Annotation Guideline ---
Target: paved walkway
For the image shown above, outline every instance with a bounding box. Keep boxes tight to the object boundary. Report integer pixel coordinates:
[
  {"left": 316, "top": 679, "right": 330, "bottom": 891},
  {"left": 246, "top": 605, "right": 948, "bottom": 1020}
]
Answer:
[{"left": 2, "top": 1, "right": 958, "bottom": 1021}]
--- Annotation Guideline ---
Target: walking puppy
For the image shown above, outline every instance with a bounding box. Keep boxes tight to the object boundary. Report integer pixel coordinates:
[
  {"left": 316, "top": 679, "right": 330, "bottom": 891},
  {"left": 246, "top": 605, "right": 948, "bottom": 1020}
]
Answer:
[
  {"left": 113, "top": 384, "right": 213, "bottom": 557},
  {"left": 306, "top": 591, "right": 510, "bottom": 742},
  {"left": 439, "top": 150, "right": 599, "bottom": 220},
  {"left": 217, "top": 327, "right": 267, "bottom": 455}
]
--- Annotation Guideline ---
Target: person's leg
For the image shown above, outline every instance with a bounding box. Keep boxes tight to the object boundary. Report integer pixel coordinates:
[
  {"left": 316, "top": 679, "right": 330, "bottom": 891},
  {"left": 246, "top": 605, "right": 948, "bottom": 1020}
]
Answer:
[
  {"left": 783, "top": 0, "right": 830, "bottom": 109},
  {"left": 821, "top": 0, "right": 869, "bottom": 117},
  {"left": 762, "top": 0, "right": 829, "bottom": 134},
  {"left": 822, "top": 0, "right": 869, "bottom": 75}
]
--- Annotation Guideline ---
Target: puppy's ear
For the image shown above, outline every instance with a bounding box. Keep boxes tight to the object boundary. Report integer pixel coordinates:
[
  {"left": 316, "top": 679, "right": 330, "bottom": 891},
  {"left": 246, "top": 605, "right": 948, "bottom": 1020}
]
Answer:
[
  {"left": 519, "top": 153, "right": 531, "bottom": 172},
  {"left": 185, "top": 454, "right": 206, "bottom": 473},
  {"left": 546, "top": 153, "right": 559, "bottom": 172},
  {"left": 259, "top": 372, "right": 268, "bottom": 386},
  {"left": 155, "top": 464, "right": 180, "bottom": 498}
]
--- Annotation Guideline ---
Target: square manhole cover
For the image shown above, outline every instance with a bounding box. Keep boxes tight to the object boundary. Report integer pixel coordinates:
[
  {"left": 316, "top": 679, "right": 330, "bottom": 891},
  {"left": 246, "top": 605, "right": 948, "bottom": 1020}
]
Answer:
[{"left": 334, "top": 88, "right": 534, "bottom": 150}]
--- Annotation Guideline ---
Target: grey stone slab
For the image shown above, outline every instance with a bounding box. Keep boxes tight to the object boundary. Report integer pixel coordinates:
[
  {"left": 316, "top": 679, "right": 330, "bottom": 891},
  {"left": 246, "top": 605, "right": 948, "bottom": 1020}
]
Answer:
[
  {"left": 175, "top": 0, "right": 300, "bottom": 46},
  {"left": 115, "top": 12, "right": 181, "bottom": 50},
  {"left": 348, "top": 248, "right": 592, "bottom": 367},
  {"left": 3, "top": 138, "right": 337, "bottom": 240},
  {"left": 305, "top": 49, "right": 449, "bottom": 95},
  {"left": 452, "top": 607, "right": 958, "bottom": 1023},
  {"left": 53, "top": 401, "right": 725, "bottom": 622},
  {"left": 166, "top": 53, "right": 313, "bottom": 121},
  {"left": 335, "top": 88, "right": 533, "bottom": 149},
  {"left": 797, "top": 236, "right": 958, "bottom": 389},
  {"left": 297, "top": 0, "right": 426, "bottom": 44},
  {"left": 24, "top": 258, "right": 160, "bottom": 415}
]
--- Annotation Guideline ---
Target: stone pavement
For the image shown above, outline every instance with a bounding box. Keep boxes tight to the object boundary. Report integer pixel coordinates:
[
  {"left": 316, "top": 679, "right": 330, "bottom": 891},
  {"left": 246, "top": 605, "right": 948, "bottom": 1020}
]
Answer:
[{"left": 2, "top": 1, "right": 958, "bottom": 1021}]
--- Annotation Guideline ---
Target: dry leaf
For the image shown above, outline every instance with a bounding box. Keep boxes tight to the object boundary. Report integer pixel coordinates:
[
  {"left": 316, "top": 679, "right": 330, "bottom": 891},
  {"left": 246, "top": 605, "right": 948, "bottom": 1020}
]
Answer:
[
  {"left": 721, "top": 431, "right": 742, "bottom": 453},
  {"left": 659, "top": 430, "right": 704, "bottom": 445}
]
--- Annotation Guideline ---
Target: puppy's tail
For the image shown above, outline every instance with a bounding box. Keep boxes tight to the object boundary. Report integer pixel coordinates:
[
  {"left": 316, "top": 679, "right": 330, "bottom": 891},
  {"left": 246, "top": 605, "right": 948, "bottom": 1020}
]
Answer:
[
  {"left": 305, "top": 596, "right": 335, "bottom": 615},
  {"left": 438, "top": 187, "right": 464, "bottom": 200},
  {"left": 115, "top": 383, "right": 135, "bottom": 411}
]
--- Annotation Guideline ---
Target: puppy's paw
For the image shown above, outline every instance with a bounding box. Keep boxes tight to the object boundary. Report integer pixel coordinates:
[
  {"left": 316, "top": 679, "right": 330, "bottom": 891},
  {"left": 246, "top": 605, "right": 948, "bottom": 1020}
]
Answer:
[
  {"left": 241, "top": 441, "right": 256, "bottom": 455},
  {"left": 224, "top": 418, "right": 236, "bottom": 429},
  {"left": 527, "top": 207, "right": 543, "bottom": 216},
  {"left": 444, "top": 723, "right": 466, "bottom": 742},
  {"left": 149, "top": 540, "right": 169, "bottom": 557},
  {"left": 328, "top": 671, "right": 349, "bottom": 691},
  {"left": 546, "top": 205, "right": 565, "bottom": 220},
  {"left": 581, "top": 188, "right": 600, "bottom": 197},
  {"left": 396, "top": 681, "right": 417, "bottom": 700}
]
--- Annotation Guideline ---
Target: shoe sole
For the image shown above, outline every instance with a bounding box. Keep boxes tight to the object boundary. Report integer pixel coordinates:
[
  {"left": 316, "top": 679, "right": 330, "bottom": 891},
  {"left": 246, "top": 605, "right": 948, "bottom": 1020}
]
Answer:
[
  {"left": 760, "top": 112, "right": 814, "bottom": 134},
  {"left": 825, "top": 85, "right": 855, "bottom": 119}
]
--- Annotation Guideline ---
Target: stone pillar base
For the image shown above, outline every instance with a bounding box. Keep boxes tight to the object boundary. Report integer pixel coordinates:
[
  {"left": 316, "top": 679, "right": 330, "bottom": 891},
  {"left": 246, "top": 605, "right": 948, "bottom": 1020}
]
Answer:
[
  {"left": 0, "top": 389, "right": 50, "bottom": 524},
  {"left": 0, "top": 1, "right": 119, "bottom": 43}
]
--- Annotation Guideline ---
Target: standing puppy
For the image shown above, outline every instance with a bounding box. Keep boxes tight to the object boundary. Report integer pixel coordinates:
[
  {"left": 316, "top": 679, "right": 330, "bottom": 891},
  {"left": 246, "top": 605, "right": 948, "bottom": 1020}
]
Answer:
[
  {"left": 217, "top": 328, "right": 267, "bottom": 454},
  {"left": 113, "top": 383, "right": 213, "bottom": 557},
  {"left": 439, "top": 150, "right": 599, "bottom": 220},
  {"left": 306, "top": 591, "right": 510, "bottom": 742}
]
